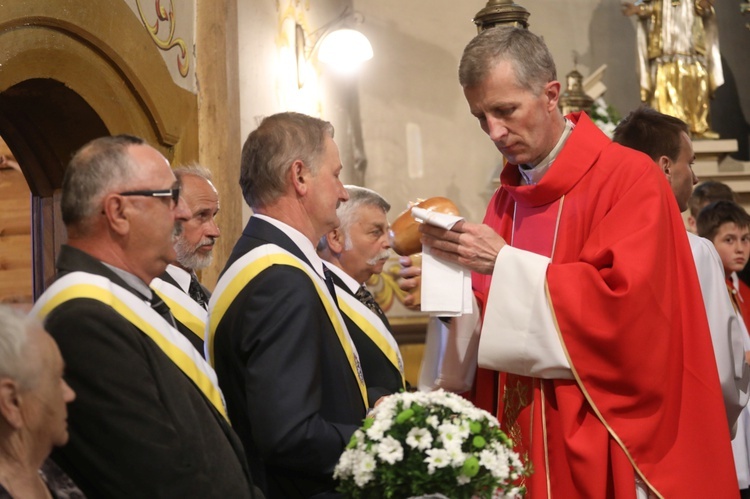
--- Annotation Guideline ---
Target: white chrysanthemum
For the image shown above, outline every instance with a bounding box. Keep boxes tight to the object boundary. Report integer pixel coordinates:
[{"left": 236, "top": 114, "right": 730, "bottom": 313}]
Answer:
[
  {"left": 446, "top": 446, "right": 467, "bottom": 467},
  {"left": 456, "top": 420, "right": 472, "bottom": 440},
  {"left": 353, "top": 452, "right": 376, "bottom": 487},
  {"left": 376, "top": 435, "right": 404, "bottom": 464},
  {"left": 479, "top": 448, "right": 510, "bottom": 479},
  {"left": 366, "top": 418, "right": 391, "bottom": 441},
  {"left": 426, "top": 415, "right": 440, "bottom": 428},
  {"left": 350, "top": 429, "right": 365, "bottom": 447},
  {"left": 374, "top": 400, "right": 397, "bottom": 419},
  {"left": 438, "top": 423, "right": 464, "bottom": 450},
  {"left": 333, "top": 449, "right": 355, "bottom": 479},
  {"left": 424, "top": 448, "right": 452, "bottom": 474},
  {"left": 405, "top": 427, "right": 434, "bottom": 450},
  {"left": 456, "top": 473, "right": 472, "bottom": 485},
  {"left": 371, "top": 408, "right": 392, "bottom": 423}
]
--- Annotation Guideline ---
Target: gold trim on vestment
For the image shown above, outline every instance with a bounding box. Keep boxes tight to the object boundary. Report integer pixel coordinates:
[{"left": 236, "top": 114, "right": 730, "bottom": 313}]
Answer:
[{"left": 546, "top": 283, "right": 662, "bottom": 498}]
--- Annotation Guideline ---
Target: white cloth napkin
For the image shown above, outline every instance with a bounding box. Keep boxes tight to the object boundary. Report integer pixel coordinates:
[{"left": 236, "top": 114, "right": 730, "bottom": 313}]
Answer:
[{"left": 410, "top": 207, "right": 473, "bottom": 316}]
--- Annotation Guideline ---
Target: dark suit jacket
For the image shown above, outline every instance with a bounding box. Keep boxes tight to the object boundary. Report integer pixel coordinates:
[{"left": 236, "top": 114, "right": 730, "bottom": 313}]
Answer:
[
  {"left": 46, "top": 245, "right": 257, "bottom": 499},
  {"left": 213, "top": 217, "right": 366, "bottom": 499},
  {"left": 329, "top": 272, "right": 405, "bottom": 405},
  {"left": 157, "top": 268, "right": 206, "bottom": 353}
]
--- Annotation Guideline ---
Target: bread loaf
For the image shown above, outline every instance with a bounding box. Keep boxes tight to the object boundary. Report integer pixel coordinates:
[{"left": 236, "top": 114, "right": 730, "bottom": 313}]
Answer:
[{"left": 389, "top": 197, "right": 459, "bottom": 256}]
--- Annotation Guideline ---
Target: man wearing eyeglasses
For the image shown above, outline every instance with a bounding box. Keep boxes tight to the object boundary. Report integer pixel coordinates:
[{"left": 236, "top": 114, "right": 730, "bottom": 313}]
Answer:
[
  {"left": 30, "top": 135, "right": 260, "bottom": 498},
  {"left": 151, "top": 164, "right": 220, "bottom": 354}
]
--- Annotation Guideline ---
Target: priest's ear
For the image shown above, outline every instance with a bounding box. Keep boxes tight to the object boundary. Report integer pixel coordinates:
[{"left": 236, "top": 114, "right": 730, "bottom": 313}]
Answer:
[{"left": 544, "top": 80, "right": 562, "bottom": 112}]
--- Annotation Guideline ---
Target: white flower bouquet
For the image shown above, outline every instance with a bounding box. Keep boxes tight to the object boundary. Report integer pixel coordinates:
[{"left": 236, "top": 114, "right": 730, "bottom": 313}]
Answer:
[
  {"left": 589, "top": 97, "right": 621, "bottom": 138},
  {"left": 334, "top": 389, "right": 528, "bottom": 499}
]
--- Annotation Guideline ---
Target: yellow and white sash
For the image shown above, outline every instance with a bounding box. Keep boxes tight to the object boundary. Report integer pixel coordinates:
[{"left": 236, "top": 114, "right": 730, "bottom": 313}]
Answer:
[
  {"left": 208, "top": 244, "right": 368, "bottom": 409},
  {"left": 150, "top": 277, "right": 207, "bottom": 341},
  {"left": 31, "top": 272, "right": 227, "bottom": 421},
  {"left": 334, "top": 284, "right": 405, "bottom": 388}
]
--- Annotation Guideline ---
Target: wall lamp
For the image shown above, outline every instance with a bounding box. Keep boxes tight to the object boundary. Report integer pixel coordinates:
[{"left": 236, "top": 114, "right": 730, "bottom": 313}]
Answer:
[{"left": 295, "top": 7, "right": 373, "bottom": 87}]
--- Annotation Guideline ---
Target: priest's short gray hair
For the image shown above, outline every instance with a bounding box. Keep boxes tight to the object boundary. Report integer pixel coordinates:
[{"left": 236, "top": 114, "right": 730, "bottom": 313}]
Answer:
[{"left": 458, "top": 25, "right": 557, "bottom": 94}]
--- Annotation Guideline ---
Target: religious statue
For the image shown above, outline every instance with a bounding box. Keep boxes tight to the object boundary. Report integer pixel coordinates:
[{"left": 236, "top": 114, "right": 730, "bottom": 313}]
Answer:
[{"left": 621, "top": 0, "right": 723, "bottom": 138}]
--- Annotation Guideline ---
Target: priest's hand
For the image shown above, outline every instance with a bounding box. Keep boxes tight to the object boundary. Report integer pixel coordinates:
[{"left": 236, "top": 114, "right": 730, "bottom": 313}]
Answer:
[
  {"left": 420, "top": 221, "right": 506, "bottom": 275},
  {"left": 398, "top": 255, "right": 422, "bottom": 309}
]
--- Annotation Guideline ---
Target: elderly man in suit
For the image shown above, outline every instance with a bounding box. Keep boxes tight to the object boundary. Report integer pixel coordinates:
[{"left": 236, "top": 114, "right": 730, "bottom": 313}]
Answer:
[
  {"left": 318, "top": 185, "right": 405, "bottom": 405},
  {"left": 151, "top": 163, "right": 220, "bottom": 354},
  {"left": 31, "top": 135, "right": 259, "bottom": 498},
  {"left": 208, "top": 112, "right": 367, "bottom": 498}
]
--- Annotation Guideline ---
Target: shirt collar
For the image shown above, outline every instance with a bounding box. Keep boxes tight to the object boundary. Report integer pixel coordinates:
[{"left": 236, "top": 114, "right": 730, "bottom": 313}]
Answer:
[
  {"left": 325, "top": 263, "right": 361, "bottom": 294},
  {"left": 165, "top": 264, "right": 191, "bottom": 293},
  {"left": 518, "top": 119, "right": 575, "bottom": 186},
  {"left": 253, "top": 213, "right": 327, "bottom": 279},
  {"left": 102, "top": 262, "right": 152, "bottom": 300}
]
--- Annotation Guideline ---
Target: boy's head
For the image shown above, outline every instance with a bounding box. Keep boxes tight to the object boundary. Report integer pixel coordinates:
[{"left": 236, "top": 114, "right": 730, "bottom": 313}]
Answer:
[
  {"left": 697, "top": 200, "right": 750, "bottom": 275},
  {"left": 687, "top": 181, "right": 735, "bottom": 233}
]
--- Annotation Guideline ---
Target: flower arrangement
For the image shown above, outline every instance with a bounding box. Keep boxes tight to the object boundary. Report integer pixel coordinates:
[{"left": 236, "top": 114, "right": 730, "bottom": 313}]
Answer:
[
  {"left": 334, "top": 389, "right": 528, "bottom": 499},
  {"left": 589, "top": 97, "right": 621, "bottom": 138}
]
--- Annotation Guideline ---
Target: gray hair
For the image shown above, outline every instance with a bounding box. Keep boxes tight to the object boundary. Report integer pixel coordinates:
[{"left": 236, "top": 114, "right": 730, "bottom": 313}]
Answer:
[
  {"left": 317, "top": 185, "right": 390, "bottom": 251},
  {"left": 173, "top": 163, "right": 213, "bottom": 183},
  {"left": 61, "top": 134, "right": 145, "bottom": 230},
  {"left": 240, "top": 112, "right": 334, "bottom": 209},
  {"left": 458, "top": 26, "right": 557, "bottom": 93},
  {"left": 0, "top": 305, "right": 37, "bottom": 387}
]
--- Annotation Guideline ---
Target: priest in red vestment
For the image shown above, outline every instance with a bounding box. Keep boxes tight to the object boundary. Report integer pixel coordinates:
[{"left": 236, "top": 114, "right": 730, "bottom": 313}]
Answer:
[{"left": 419, "top": 26, "right": 738, "bottom": 498}]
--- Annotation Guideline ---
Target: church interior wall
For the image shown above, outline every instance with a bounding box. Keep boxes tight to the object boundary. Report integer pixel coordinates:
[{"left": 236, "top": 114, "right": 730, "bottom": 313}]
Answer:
[{"left": 350, "top": 0, "right": 749, "bottom": 224}]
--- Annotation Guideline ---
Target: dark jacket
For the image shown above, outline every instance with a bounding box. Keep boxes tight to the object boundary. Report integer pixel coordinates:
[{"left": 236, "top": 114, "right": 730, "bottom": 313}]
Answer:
[
  {"left": 212, "top": 217, "right": 366, "bottom": 498},
  {"left": 329, "top": 272, "right": 405, "bottom": 404},
  {"left": 45, "top": 245, "right": 257, "bottom": 499}
]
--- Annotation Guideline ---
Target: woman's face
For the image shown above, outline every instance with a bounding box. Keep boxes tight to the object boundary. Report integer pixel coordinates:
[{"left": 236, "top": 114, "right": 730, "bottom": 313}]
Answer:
[{"left": 21, "top": 327, "right": 76, "bottom": 450}]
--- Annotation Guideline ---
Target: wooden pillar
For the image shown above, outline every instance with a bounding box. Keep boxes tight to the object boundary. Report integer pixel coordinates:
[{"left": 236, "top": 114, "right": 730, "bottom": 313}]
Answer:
[{"left": 195, "top": 0, "right": 242, "bottom": 290}]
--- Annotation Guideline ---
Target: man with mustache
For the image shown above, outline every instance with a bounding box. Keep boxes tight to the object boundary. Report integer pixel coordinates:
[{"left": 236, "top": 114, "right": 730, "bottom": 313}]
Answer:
[
  {"left": 152, "top": 164, "right": 220, "bottom": 354},
  {"left": 318, "top": 185, "right": 406, "bottom": 405}
]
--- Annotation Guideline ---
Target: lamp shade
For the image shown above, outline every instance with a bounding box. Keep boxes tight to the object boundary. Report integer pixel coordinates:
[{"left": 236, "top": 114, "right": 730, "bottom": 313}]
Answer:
[{"left": 317, "top": 28, "right": 373, "bottom": 73}]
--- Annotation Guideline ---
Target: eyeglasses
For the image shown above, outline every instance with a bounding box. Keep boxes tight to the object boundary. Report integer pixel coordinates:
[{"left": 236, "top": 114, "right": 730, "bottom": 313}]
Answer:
[{"left": 119, "top": 188, "right": 180, "bottom": 205}]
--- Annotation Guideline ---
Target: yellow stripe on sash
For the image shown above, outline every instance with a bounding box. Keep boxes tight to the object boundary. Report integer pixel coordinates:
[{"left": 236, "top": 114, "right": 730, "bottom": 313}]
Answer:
[
  {"left": 36, "top": 283, "right": 227, "bottom": 421},
  {"left": 337, "top": 298, "right": 405, "bottom": 388},
  {"left": 152, "top": 289, "right": 204, "bottom": 340},
  {"left": 209, "top": 253, "right": 369, "bottom": 409}
]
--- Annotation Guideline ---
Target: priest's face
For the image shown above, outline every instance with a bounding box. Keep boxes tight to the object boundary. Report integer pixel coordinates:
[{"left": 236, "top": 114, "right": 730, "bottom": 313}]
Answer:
[
  {"left": 668, "top": 132, "right": 698, "bottom": 212},
  {"left": 464, "top": 59, "right": 562, "bottom": 166}
]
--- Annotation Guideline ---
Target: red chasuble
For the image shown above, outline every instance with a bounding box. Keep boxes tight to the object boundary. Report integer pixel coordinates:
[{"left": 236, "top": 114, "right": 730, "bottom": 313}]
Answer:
[{"left": 471, "top": 113, "right": 738, "bottom": 498}]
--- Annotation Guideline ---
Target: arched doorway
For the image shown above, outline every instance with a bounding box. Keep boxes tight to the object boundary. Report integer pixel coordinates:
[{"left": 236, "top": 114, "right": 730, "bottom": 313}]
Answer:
[
  {"left": 0, "top": 78, "right": 109, "bottom": 298},
  {"left": 0, "top": 0, "right": 198, "bottom": 300}
]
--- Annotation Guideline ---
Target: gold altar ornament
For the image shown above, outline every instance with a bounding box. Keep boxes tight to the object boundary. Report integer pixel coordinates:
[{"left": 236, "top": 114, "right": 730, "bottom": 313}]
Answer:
[
  {"left": 473, "top": 0, "right": 530, "bottom": 32},
  {"left": 559, "top": 69, "right": 594, "bottom": 116}
]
